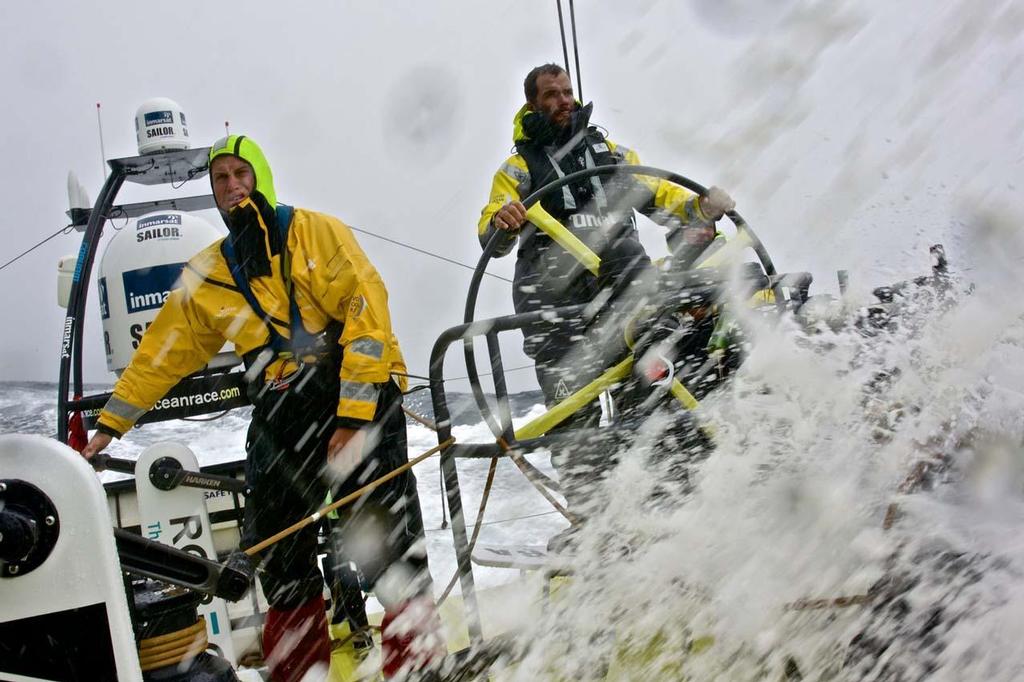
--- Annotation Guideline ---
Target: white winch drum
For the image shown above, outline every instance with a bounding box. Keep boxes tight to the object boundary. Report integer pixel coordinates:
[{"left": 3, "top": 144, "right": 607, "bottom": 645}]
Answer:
[
  {"left": 135, "top": 97, "right": 190, "bottom": 155},
  {"left": 98, "top": 210, "right": 238, "bottom": 374}
]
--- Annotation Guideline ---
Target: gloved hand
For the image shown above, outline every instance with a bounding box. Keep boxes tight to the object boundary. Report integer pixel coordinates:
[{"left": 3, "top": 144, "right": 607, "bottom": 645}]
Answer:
[
  {"left": 226, "top": 197, "right": 273, "bottom": 277},
  {"left": 699, "top": 186, "right": 736, "bottom": 221}
]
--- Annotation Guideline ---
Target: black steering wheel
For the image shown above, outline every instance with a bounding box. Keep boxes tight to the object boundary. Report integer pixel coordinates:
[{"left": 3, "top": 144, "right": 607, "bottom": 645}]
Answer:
[{"left": 462, "top": 164, "right": 779, "bottom": 439}]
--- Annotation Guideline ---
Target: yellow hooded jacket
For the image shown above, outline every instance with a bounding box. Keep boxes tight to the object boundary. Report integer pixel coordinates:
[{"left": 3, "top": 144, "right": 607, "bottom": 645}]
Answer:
[
  {"left": 477, "top": 104, "right": 713, "bottom": 255},
  {"left": 97, "top": 135, "right": 406, "bottom": 436}
]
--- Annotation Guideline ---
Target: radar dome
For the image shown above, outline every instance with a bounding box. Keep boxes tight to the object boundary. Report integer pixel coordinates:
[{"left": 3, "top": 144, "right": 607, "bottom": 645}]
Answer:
[
  {"left": 134, "top": 97, "right": 190, "bottom": 155},
  {"left": 98, "top": 210, "right": 236, "bottom": 374}
]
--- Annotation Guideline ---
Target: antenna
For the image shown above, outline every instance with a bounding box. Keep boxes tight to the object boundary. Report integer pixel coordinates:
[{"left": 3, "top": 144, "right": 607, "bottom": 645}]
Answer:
[
  {"left": 568, "top": 0, "right": 583, "bottom": 101},
  {"left": 556, "top": 1, "right": 572, "bottom": 83},
  {"left": 224, "top": 120, "right": 230, "bottom": 136},
  {"left": 96, "top": 102, "right": 107, "bottom": 178},
  {"left": 555, "top": 0, "right": 583, "bottom": 100}
]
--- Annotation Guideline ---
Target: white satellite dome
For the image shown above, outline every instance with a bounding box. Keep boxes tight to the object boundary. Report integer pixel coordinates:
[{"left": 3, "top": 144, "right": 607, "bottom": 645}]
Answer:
[
  {"left": 134, "top": 97, "right": 190, "bottom": 155},
  {"left": 98, "top": 210, "right": 237, "bottom": 374}
]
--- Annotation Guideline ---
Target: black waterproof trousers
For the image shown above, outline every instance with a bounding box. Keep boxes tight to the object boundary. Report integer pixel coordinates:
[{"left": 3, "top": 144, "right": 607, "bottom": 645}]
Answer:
[{"left": 240, "top": 362, "right": 428, "bottom": 610}]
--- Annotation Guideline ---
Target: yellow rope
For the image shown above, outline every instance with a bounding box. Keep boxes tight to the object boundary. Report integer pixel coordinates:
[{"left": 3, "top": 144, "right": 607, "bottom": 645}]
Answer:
[
  {"left": 138, "top": 618, "right": 208, "bottom": 672},
  {"left": 245, "top": 438, "right": 455, "bottom": 557},
  {"left": 403, "top": 405, "right": 438, "bottom": 431},
  {"left": 438, "top": 456, "right": 499, "bottom": 605},
  {"left": 138, "top": 618, "right": 205, "bottom": 648}
]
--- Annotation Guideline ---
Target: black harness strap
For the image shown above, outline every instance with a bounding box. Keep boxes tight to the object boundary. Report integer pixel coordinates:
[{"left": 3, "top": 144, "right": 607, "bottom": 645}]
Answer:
[{"left": 221, "top": 204, "right": 322, "bottom": 357}]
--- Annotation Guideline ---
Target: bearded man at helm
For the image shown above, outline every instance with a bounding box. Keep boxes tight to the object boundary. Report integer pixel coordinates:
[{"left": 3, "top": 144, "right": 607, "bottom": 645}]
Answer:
[{"left": 478, "top": 63, "right": 736, "bottom": 527}]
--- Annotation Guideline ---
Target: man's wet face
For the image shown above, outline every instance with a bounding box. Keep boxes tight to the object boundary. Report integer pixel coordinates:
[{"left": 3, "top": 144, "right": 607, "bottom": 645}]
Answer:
[
  {"left": 211, "top": 155, "right": 255, "bottom": 211},
  {"left": 531, "top": 72, "right": 575, "bottom": 128}
]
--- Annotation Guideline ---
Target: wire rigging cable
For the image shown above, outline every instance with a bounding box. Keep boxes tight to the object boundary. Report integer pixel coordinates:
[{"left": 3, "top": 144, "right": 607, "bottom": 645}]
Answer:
[
  {"left": 1, "top": 215, "right": 511, "bottom": 285},
  {"left": 395, "top": 363, "right": 536, "bottom": 385},
  {"left": 348, "top": 224, "right": 512, "bottom": 284},
  {"left": 0, "top": 225, "right": 76, "bottom": 272},
  {"left": 556, "top": 0, "right": 572, "bottom": 79},
  {"left": 555, "top": 0, "right": 584, "bottom": 101},
  {"left": 569, "top": 0, "right": 583, "bottom": 101}
]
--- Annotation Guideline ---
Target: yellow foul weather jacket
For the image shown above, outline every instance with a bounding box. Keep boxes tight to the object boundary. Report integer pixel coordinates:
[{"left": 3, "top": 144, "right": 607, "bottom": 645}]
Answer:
[
  {"left": 98, "top": 138, "right": 405, "bottom": 436},
  {"left": 477, "top": 104, "right": 713, "bottom": 256}
]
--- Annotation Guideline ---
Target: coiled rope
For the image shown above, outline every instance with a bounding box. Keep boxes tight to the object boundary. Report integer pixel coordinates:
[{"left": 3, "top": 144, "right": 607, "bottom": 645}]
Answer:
[{"left": 137, "top": 617, "right": 208, "bottom": 672}]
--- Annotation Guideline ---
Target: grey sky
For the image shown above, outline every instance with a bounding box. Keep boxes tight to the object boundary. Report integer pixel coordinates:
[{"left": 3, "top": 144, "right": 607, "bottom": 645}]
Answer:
[{"left": 1, "top": 0, "right": 1021, "bottom": 389}]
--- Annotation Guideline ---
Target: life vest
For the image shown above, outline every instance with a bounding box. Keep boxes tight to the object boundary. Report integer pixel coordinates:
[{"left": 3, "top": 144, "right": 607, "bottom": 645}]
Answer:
[
  {"left": 518, "top": 127, "right": 624, "bottom": 216},
  {"left": 517, "top": 126, "right": 653, "bottom": 262}
]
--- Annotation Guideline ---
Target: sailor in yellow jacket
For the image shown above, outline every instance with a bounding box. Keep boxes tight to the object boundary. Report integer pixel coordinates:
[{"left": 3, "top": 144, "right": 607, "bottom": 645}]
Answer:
[
  {"left": 85, "top": 150, "right": 403, "bottom": 435},
  {"left": 82, "top": 135, "right": 444, "bottom": 680},
  {"left": 478, "top": 63, "right": 736, "bottom": 430},
  {"left": 477, "top": 65, "right": 740, "bottom": 544}
]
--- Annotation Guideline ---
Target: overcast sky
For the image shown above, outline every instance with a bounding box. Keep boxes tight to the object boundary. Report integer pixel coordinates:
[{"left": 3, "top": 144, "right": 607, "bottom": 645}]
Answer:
[{"left": 1, "top": 0, "right": 1021, "bottom": 391}]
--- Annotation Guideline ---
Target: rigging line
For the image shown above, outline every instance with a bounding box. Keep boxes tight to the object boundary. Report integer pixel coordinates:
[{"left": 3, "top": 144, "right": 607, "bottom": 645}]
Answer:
[
  {"left": 569, "top": 0, "right": 583, "bottom": 101},
  {"left": 397, "top": 362, "right": 536, "bottom": 384},
  {"left": 348, "top": 224, "right": 512, "bottom": 284},
  {"left": 426, "top": 509, "right": 559, "bottom": 533},
  {"left": 0, "top": 225, "right": 76, "bottom": 272},
  {"left": 556, "top": 0, "right": 572, "bottom": 82},
  {"left": 438, "top": 455, "right": 497, "bottom": 604},
  {"left": 499, "top": 437, "right": 576, "bottom": 523},
  {"left": 95, "top": 103, "right": 107, "bottom": 179}
]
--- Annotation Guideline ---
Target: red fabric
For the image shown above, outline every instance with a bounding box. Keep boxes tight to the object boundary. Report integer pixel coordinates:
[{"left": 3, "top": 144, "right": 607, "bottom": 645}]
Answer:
[
  {"left": 262, "top": 595, "right": 331, "bottom": 682},
  {"left": 380, "top": 595, "right": 446, "bottom": 679},
  {"left": 67, "top": 408, "right": 87, "bottom": 453}
]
